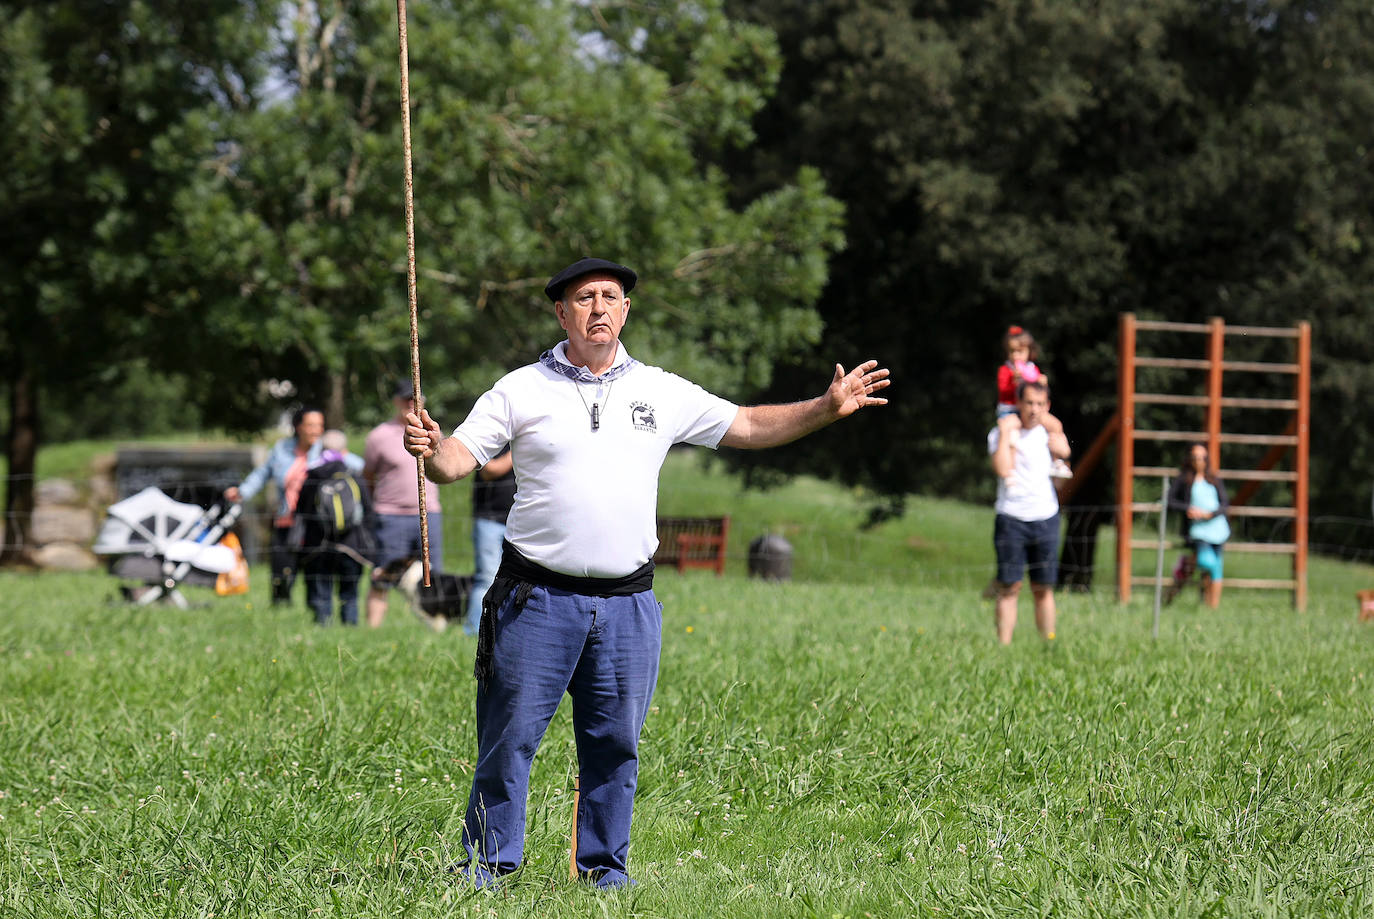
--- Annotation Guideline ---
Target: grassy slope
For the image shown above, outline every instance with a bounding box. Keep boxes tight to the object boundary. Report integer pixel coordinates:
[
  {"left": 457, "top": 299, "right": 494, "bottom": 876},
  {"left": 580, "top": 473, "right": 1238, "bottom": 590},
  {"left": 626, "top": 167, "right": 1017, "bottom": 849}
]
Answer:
[{"left": 2, "top": 442, "right": 1374, "bottom": 916}]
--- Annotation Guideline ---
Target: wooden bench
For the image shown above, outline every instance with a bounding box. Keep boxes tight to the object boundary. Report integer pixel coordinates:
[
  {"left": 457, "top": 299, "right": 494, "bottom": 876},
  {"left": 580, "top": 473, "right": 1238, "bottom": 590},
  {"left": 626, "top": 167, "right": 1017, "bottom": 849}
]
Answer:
[{"left": 654, "top": 515, "right": 730, "bottom": 576}]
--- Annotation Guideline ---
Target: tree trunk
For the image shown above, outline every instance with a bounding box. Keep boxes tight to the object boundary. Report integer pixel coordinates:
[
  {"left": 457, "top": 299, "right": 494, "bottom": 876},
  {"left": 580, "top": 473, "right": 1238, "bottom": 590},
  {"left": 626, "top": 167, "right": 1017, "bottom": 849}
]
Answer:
[
  {"left": 1, "top": 365, "right": 39, "bottom": 566},
  {"left": 326, "top": 369, "right": 346, "bottom": 431}
]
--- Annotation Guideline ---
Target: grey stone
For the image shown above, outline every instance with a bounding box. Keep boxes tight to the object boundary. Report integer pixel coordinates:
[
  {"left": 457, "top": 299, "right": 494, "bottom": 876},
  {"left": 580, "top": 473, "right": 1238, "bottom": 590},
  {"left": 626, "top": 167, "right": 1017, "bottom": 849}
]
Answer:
[
  {"left": 88, "top": 473, "right": 117, "bottom": 507},
  {"left": 36, "top": 478, "right": 81, "bottom": 505},
  {"left": 32, "top": 542, "right": 99, "bottom": 571},
  {"left": 32, "top": 506, "right": 97, "bottom": 545},
  {"left": 748, "top": 533, "right": 793, "bottom": 581}
]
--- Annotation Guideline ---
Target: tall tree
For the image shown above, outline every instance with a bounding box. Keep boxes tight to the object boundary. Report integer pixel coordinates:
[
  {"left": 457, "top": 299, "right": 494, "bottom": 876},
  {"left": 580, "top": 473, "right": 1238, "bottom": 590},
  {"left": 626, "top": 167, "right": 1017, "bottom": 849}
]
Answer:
[
  {"left": 720, "top": 0, "right": 1374, "bottom": 537},
  {"left": 156, "top": 0, "right": 844, "bottom": 433},
  {"left": 0, "top": 0, "right": 271, "bottom": 563},
  {"left": 2, "top": 0, "right": 843, "bottom": 562}
]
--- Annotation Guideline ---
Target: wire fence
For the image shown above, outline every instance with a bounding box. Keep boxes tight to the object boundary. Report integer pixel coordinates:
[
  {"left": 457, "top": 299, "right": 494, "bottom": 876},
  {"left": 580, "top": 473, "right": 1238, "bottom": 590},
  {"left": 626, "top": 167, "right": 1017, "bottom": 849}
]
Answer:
[{"left": 4, "top": 469, "right": 1373, "bottom": 589}]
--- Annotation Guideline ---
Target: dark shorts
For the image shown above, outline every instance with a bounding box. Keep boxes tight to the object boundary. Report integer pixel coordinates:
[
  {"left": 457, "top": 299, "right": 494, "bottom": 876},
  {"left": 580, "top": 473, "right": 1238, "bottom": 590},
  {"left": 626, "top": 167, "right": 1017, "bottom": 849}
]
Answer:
[{"left": 994, "top": 512, "right": 1060, "bottom": 587}]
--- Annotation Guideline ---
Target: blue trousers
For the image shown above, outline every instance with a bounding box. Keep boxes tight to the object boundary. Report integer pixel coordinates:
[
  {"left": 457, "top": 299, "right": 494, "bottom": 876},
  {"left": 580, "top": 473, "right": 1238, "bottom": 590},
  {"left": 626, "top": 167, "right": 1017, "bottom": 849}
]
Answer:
[
  {"left": 372, "top": 512, "right": 444, "bottom": 571},
  {"left": 465, "top": 517, "right": 507, "bottom": 635},
  {"left": 461, "top": 585, "right": 662, "bottom": 888},
  {"left": 1195, "top": 542, "right": 1225, "bottom": 581},
  {"left": 304, "top": 551, "right": 362, "bottom": 625}
]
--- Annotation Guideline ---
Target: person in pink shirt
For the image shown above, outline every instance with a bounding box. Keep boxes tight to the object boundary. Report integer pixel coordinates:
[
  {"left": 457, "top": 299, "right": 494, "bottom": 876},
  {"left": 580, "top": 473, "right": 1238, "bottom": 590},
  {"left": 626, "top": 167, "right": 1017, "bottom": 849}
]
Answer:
[{"left": 363, "top": 380, "right": 443, "bottom": 626}]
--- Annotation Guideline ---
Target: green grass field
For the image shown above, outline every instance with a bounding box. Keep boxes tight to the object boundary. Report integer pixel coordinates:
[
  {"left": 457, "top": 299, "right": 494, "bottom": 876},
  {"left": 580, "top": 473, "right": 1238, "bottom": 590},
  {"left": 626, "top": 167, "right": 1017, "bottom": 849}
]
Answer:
[{"left": 3, "top": 450, "right": 1374, "bottom": 916}]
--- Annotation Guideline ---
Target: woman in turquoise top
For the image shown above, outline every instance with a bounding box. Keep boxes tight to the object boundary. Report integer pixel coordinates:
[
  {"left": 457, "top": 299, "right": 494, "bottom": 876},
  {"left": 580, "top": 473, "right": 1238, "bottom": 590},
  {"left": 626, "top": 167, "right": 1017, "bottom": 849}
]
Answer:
[{"left": 1165, "top": 442, "right": 1231, "bottom": 608}]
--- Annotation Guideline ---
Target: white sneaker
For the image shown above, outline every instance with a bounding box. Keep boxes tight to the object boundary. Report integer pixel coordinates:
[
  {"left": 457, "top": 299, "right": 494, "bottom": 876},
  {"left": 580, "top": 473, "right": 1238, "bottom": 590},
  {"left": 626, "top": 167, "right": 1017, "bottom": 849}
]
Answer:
[{"left": 1050, "top": 459, "right": 1073, "bottom": 479}]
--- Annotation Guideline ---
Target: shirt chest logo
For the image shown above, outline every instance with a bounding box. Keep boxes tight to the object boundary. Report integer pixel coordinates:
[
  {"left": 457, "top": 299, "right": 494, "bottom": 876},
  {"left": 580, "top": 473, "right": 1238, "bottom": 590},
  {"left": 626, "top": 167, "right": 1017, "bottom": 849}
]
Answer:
[{"left": 630, "top": 402, "right": 657, "bottom": 433}]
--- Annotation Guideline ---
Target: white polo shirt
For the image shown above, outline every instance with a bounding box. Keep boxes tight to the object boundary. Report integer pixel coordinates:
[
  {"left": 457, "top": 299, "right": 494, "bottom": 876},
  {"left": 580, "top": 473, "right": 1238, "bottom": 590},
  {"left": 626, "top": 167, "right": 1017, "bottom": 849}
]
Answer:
[
  {"left": 454, "top": 343, "right": 739, "bottom": 578},
  {"left": 987, "top": 424, "right": 1059, "bottom": 522}
]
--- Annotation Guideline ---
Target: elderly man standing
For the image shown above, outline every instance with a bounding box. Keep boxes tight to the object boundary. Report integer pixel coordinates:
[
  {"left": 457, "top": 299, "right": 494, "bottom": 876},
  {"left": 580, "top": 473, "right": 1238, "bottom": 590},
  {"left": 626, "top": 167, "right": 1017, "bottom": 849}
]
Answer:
[
  {"left": 405, "top": 256, "right": 890, "bottom": 889},
  {"left": 987, "top": 378, "right": 1071, "bottom": 645}
]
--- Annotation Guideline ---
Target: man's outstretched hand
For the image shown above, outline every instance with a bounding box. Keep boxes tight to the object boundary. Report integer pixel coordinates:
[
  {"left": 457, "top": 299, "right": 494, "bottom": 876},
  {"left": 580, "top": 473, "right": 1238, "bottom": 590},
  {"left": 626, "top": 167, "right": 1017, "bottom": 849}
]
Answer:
[{"left": 827, "top": 360, "right": 891, "bottom": 420}]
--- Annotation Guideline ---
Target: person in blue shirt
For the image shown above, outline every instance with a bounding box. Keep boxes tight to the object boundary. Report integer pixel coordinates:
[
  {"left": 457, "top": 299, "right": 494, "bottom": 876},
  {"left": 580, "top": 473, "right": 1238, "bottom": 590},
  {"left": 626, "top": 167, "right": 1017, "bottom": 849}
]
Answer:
[
  {"left": 1165, "top": 442, "right": 1231, "bottom": 608},
  {"left": 224, "top": 407, "right": 362, "bottom": 605}
]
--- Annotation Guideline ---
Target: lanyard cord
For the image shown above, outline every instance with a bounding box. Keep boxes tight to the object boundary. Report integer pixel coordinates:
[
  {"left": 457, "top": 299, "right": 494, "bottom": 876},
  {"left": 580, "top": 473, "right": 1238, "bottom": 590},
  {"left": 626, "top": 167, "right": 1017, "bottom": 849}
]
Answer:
[{"left": 573, "top": 379, "right": 614, "bottom": 432}]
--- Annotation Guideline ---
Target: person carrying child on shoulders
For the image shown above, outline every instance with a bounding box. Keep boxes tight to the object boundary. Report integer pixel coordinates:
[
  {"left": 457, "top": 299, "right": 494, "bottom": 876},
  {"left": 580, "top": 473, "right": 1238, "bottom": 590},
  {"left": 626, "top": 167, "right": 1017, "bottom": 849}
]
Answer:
[
  {"left": 986, "top": 379, "right": 1071, "bottom": 643},
  {"left": 995, "top": 325, "right": 1073, "bottom": 489}
]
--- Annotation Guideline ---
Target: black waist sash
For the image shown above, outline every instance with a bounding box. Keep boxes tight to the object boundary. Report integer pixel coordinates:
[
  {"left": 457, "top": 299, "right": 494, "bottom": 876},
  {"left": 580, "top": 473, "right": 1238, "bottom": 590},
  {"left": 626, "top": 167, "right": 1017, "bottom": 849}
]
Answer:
[{"left": 475, "top": 542, "right": 655, "bottom": 686}]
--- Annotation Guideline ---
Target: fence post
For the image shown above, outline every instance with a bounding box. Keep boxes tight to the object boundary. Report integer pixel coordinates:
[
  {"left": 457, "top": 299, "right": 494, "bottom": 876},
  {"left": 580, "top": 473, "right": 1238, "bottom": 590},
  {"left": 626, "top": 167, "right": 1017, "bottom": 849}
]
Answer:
[
  {"left": 1153, "top": 476, "right": 1170, "bottom": 640},
  {"left": 1294, "top": 321, "right": 1310, "bottom": 610},
  {"left": 1206, "top": 317, "right": 1224, "bottom": 464},
  {"left": 1117, "top": 313, "right": 1137, "bottom": 603}
]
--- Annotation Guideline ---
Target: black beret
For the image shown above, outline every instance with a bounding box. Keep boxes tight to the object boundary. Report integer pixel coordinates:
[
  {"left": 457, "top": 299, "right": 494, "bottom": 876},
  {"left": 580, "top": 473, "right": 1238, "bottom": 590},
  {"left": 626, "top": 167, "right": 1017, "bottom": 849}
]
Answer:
[{"left": 544, "top": 257, "right": 637, "bottom": 302}]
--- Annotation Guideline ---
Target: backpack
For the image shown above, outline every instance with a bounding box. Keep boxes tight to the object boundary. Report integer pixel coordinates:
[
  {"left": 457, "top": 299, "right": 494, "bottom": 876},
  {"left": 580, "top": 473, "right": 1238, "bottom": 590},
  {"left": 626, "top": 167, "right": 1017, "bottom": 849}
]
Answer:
[{"left": 314, "top": 471, "right": 365, "bottom": 540}]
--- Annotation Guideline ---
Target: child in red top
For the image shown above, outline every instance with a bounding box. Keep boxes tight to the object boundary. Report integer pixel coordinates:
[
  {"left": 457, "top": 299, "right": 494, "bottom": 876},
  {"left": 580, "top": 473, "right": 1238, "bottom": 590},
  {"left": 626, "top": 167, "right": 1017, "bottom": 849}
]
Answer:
[
  {"left": 997, "top": 326, "right": 1044, "bottom": 415},
  {"left": 996, "top": 326, "right": 1072, "bottom": 483}
]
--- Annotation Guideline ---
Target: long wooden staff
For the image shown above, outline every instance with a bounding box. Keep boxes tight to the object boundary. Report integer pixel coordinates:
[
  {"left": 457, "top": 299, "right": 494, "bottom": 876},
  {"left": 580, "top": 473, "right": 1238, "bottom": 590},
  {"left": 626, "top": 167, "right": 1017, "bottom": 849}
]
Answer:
[
  {"left": 569, "top": 774, "right": 581, "bottom": 880},
  {"left": 395, "top": 0, "right": 431, "bottom": 587}
]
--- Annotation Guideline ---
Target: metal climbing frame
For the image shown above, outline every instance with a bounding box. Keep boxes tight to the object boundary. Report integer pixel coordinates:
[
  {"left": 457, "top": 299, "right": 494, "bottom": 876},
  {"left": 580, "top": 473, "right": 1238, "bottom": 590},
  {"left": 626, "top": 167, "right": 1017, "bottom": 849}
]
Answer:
[{"left": 1115, "top": 314, "right": 1311, "bottom": 609}]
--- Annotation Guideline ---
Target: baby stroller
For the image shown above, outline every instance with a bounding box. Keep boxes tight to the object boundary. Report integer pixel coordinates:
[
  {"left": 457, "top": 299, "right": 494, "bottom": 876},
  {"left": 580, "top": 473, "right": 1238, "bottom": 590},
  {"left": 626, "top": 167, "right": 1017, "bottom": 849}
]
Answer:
[{"left": 93, "top": 487, "right": 249, "bottom": 608}]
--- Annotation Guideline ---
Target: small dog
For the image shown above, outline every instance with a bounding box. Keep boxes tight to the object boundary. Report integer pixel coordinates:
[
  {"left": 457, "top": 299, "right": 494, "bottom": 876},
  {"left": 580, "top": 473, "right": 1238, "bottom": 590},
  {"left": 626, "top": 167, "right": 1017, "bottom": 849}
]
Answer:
[{"left": 373, "top": 558, "right": 473, "bottom": 632}]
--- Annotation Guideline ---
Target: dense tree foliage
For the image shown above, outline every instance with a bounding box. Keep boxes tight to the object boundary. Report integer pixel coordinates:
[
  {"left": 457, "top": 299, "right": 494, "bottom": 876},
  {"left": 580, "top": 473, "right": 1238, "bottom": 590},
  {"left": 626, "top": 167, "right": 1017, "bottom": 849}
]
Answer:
[
  {"left": 720, "top": 0, "right": 1374, "bottom": 533},
  {"left": 1, "top": 0, "right": 841, "bottom": 560},
  {"left": 0, "top": 0, "right": 270, "bottom": 561},
  {"left": 153, "top": 0, "right": 842, "bottom": 431},
  {"left": 7, "top": 0, "right": 1374, "bottom": 567}
]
